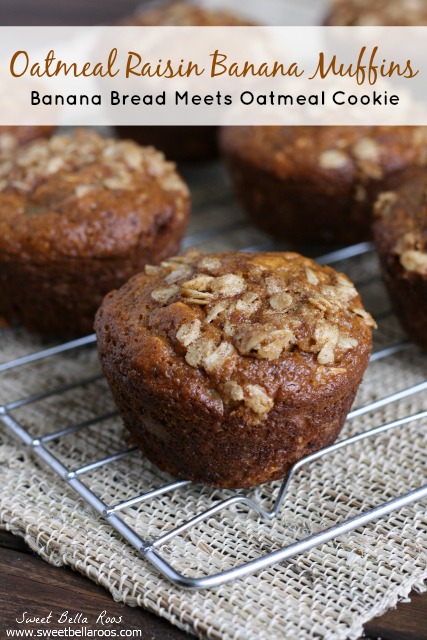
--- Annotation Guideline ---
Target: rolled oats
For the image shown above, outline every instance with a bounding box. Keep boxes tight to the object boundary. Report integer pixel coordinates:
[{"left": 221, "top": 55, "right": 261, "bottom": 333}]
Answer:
[
  {"left": 144, "top": 250, "right": 375, "bottom": 405},
  {"left": 223, "top": 380, "right": 244, "bottom": 404},
  {"left": 269, "top": 292, "right": 293, "bottom": 311},
  {"left": 210, "top": 274, "right": 246, "bottom": 296},
  {"left": 151, "top": 285, "right": 179, "bottom": 304},
  {"left": 305, "top": 268, "right": 319, "bottom": 285},
  {"left": 318, "top": 149, "right": 349, "bottom": 170},
  {"left": 198, "top": 256, "right": 222, "bottom": 274},
  {"left": 185, "top": 336, "right": 216, "bottom": 368},
  {"left": 400, "top": 249, "right": 427, "bottom": 274},
  {"left": 244, "top": 384, "right": 274, "bottom": 417},
  {"left": 176, "top": 319, "right": 202, "bottom": 347},
  {"left": 0, "top": 130, "right": 189, "bottom": 199},
  {"left": 374, "top": 191, "right": 398, "bottom": 218}
]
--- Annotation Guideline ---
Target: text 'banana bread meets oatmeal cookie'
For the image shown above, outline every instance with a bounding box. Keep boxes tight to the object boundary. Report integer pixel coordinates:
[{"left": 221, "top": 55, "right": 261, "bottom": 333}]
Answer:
[
  {"left": 0, "top": 129, "right": 189, "bottom": 337},
  {"left": 95, "top": 250, "right": 375, "bottom": 488}
]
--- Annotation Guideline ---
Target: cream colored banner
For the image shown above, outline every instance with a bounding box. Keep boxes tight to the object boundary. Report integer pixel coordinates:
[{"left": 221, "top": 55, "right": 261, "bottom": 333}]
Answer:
[{"left": 0, "top": 26, "right": 426, "bottom": 126}]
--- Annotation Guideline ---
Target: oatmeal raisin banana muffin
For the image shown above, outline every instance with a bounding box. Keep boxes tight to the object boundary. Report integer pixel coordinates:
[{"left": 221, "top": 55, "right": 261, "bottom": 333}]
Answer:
[
  {"left": 220, "top": 126, "right": 427, "bottom": 245},
  {"left": 0, "top": 130, "right": 190, "bottom": 337},
  {"left": 373, "top": 171, "right": 427, "bottom": 351},
  {"left": 95, "top": 250, "right": 375, "bottom": 488},
  {"left": 325, "top": 0, "right": 427, "bottom": 26}
]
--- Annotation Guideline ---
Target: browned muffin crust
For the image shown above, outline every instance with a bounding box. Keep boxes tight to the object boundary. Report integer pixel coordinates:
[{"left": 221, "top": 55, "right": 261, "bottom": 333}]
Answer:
[
  {"left": 220, "top": 126, "right": 427, "bottom": 245},
  {"left": 0, "top": 130, "right": 190, "bottom": 337},
  {"left": 373, "top": 171, "right": 427, "bottom": 351},
  {"left": 0, "top": 126, "right": 54, "bottom": 155},
  {"left": 95, "top": 249, "right": 375, "bottom": 488},
  {"left": 325, "top": 0, "right": 427, "bottom": 26},
  {"left": 116, "top": 2, "right": 253, "bottom": 161}
]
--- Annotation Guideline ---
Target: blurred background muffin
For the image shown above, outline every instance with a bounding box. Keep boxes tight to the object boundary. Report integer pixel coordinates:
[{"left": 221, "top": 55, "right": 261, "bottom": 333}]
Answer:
[
  {"left": 0, "top": 126, "right": 55, "bottom": 156},
  {"left": 325, "top": 0, "right": 427, "bottom": 25},
  {"left": 373, "top": 170, "right": 427, "bottom": 351},
  {"left": 220, "top": 125, "right": 427, "bottom": 245},
  {"left": 0, "top": 129, "right": 190, "bottom": 337}
]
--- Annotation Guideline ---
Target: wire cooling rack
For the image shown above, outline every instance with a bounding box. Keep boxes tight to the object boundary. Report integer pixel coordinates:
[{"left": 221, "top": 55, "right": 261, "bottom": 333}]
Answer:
[{"left": 1, "top": 165, "right": 427, "bottom": 590}]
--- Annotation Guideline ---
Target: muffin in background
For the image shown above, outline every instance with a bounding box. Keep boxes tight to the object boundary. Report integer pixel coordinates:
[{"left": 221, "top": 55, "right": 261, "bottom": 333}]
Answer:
[
  {"left": 325, "top": 0, "right": 427, "bottom": 25},
  {"left": 96, "top": 249, "right": 375, "bottom": 488},
  {"left": 116, "top": 1, "right": 255, "bottom": 162},
  {"left": 0, "top": 126, "right": 55, "bottom": 155},
  {"left": 0, "top": 130, "right": 190, "bottom": 337},
  {"left": 122, "top": 1, "right": 254, "bottom": 26},
  {"left": 220, "top": 125, "right": 427, "bottom": 245},
  {"left": 373, "top": 170, "right": 427, "bottom": 351}
]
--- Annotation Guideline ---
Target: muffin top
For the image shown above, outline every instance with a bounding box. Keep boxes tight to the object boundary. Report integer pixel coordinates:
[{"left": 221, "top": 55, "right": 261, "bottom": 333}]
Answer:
[
  {"left": 326, "top": 0, "right": 427, "bottom": 25},
  {"left": 96, "top": 250, "right": 375, "bottom": 424},
  {"left": 374, "top": 171, "right": 427, "bottom": 275},
  {"left": 220, "top": 126, "right": 427, "bottom": 184},
  {"left": 0, "top": 126, "right": 54, "bottom": 155},
  {"left": 120, "top": 1, "right": 253, "bottom": 26},
  {"left": 0, "top": 130, "right": 189, "bottom": 261}
]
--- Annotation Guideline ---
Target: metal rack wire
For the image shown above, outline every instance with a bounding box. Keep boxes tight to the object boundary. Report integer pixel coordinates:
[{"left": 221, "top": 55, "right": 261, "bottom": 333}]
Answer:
[{"left": 1, "top": 218, "right": 427, "bottom": 590}]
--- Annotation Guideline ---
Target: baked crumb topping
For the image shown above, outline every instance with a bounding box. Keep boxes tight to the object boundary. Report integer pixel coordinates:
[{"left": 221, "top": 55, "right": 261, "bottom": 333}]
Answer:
[
  {"left": 374, "top": 192, "right": 398, "bottom": 218},
  {"left": 0, "top": 130, "right": 188, "bottom": 199},
  {"left": 395, "top": 232, "right": 427, "bottom": 274},
  {"left": 374, "top": 182, "right": 427, "bottom": 276},
  {"left": 318, "top": 136, "right": 385, "bottom": 180},
  {"left": 0, "top": 132, "right": 18, "bottom": 155},
  {"left": 146, "top": 250, "right": 375, "bottom": 421},
  {"left": 224, "top": 126, "right": 427, "bottom": 185}
]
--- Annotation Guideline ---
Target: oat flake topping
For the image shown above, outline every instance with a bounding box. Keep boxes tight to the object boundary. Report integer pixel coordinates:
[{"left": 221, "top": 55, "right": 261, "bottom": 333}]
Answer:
[
  {"left": 147, "top": 250, "right": 375, "bottom": 421},
  {"left": 0, "top": 130, "right": 188, "bottom": 198}
]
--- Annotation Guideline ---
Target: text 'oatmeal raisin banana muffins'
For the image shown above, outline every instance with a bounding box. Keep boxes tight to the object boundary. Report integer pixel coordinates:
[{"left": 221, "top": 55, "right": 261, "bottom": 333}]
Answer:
[
  {"left": 95, "top": 250, "right": 375, "bottom": 488},
  {"left": 373, "top": 171, "right": 427, "bottom": 351},
  {"left": 0, "top": 130, "right": 190, "bottom": 337},
  {"left": 220, "top": 126, "right": 427, "bottom": 245}
]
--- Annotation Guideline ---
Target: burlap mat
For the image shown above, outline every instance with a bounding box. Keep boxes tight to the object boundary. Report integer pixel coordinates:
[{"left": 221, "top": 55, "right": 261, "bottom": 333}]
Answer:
[{"left": 0, "top": 163, "right": 426, "bottom": 640}]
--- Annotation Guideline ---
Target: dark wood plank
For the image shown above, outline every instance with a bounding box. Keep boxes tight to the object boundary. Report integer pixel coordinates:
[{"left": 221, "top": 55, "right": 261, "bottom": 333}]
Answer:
[
  {"left": 363, "top": 591, "right": 427, "bottom": 640},
  {"left": 2, "top": 530, "right": 426, "bottom": 640},
  {"left": 0, "top": 539, "right": 189, "bottom": 639},
  {"left": 0, "top": 529, "right": 30, "bottom": 553}
]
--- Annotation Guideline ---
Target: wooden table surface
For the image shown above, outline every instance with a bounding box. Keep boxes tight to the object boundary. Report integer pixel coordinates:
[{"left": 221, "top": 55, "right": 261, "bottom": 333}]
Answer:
[
  {"left": 1, "top": 529, "right": 426, "bottom": 640},
  {"left": 0, "top": 1, "right": 426, "bottom": 638}
]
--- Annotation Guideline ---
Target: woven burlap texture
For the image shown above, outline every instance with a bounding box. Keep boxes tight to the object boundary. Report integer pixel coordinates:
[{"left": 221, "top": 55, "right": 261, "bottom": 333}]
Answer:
[{"left": 0, "top": 164, "right": 426, "bottom": 640}]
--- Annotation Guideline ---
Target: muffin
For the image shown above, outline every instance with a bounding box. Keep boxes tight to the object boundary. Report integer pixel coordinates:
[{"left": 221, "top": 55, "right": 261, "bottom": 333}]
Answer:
[
  {"left": 124, "top": 2, "right": 253, "bottom": 26},
  {"left": 116, "top": 2, "right": 254, "bottom": 162},
  {"left": 0, "top": 126, "right": 54, "bottom": 155},
  {"left": 220, "top": 126, "right": 427, "bottom": 245},
  {"left": 95, "top": 249, "right": 375, "bottom": 488},
  {"left": 325, "top": 0, "right": 427, "bottom": 25},
  {"left": 0, "top": 130, "right": 190, "bottom": 337},
  {"left": 373, "top": 171, "right": 427, "bottom": 351}
]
